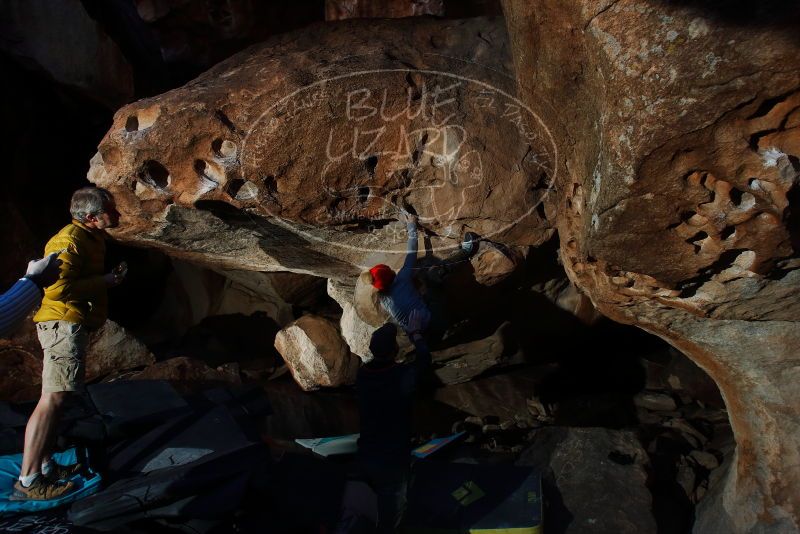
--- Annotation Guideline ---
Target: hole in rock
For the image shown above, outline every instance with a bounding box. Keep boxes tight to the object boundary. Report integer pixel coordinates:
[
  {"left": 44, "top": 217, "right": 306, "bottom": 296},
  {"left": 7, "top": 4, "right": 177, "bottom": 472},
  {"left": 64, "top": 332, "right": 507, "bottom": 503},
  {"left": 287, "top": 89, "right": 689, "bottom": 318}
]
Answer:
[
  {"left": 364, "top": 155, "right": 378, "bottom": 176},
  {"left": 194, "top": 159, "right": 223, "bottom": 187},
  {"left": 226, "top": 178, "right": 245, "bottom": 198},
  {"left": 125, "top": 115, "right": 138, "bottom": 132},
  {"left": 720, "top": 226, "right": 736, "bottom": 240},
  {"left": 226, "top": 179, "right": 258, "bottom": 201},
  {"left": 685, "top": 231, "right": 708, "bottom": 248},
  {"left": 138, "top": 160, "right": 170, "bottom": 189},
  {"left": 357, "top": 186, "right": 370, "bottom": 203},
  {"left": 125, "top": 106, "right": 160, "bottom": 132},
  {"left": 686, "top": 230, "right": 709, "bottom": 254},
  {"left": 263, "top": 175, "right": 278, "bottom": 196},
  {"left": 212, "top": 138, "right": 237, "bottom": 158},
  {"left": 704, "top": 248, "right": 750, "bottom": 276},
  {"left": 536, "top": 201, "right": 547, "bottom": 220},
  {"left": 748, "top": 129, "right": 778, "bottom": 151},
  {"left": 214, "top": 108, "right": 240, "bottom": 134},
  {"left": 729, "top": 187, "right": 744, "bottom": 206},
  {"left": 747, "top": 90, "right": 794, "bottom": 119},
  {"left": 194, "top": 159, "right": 208, "bottom": 176}
]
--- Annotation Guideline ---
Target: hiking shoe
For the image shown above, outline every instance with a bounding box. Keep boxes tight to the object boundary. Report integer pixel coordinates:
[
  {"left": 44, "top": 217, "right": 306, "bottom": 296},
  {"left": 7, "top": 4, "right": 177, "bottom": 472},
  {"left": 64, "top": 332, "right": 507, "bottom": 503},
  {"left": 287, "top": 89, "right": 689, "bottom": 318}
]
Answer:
[
  {"left": 43, "top": 462, "right": 83, "bottom": 482},
  {"left": 11, "top": 477, "right": 76, "bottom": 501},
  {"left": 461, "top": 232, "right": 480, "bottom": 257}
]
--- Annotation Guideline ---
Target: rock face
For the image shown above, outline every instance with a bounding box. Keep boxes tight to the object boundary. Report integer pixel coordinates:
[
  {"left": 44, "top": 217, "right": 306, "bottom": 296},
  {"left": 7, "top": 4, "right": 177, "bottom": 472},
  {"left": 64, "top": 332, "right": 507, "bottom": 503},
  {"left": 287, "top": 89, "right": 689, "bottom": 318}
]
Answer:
[
  {"left": 88, "top": 16, "right": 554, "bottom": 278},
  {"left": 430, "top": 321, "right": 517, "bottom": 384},
  {"left": 135, "top": 257, "right": 329, "bottom": 350},
  {"left": 0, "top": 347, "right": 42, "bottom": 402},
  {"left": 327, "top": 277, "right": 381, "bottom": 361},
  {"left": 132, "top": 356, "right": 241, "bottom": 394},
  {"left": 85, "top": 320, "right": 156, "bottom": 380},
  {"left": 502, "top": 0, "right": 800, "bottom": 531},
  {"left": 518, "top": 427, "right": 656, "bottom": 533},
  {"left": 469, "top": 241, "right": 523, "bottom": 286},
  {"left": 274, "top": 314, "right": 359, "bottom": 391}
]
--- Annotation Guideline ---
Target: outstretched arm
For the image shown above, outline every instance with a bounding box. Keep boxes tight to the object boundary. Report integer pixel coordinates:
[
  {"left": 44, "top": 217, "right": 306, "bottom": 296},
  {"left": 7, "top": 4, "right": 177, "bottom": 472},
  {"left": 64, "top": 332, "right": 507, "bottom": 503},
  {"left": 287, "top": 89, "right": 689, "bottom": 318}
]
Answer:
[
  {"left": 0, "top": 254, "right": 63, "bottom": 338},
  {"left": 398, "top": 212, "right": 419, "bottom": 276},
  {"left": 0, "top": 279, "right": 40, "bottom": 338}
]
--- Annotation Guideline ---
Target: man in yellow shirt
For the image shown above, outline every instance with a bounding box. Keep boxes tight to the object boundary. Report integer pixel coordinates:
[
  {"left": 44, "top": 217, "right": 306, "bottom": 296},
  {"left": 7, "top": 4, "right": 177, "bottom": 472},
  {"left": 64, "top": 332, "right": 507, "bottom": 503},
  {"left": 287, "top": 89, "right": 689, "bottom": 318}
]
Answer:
[{"left": 13, "top": 187, "right": 126, "bottom": 500}]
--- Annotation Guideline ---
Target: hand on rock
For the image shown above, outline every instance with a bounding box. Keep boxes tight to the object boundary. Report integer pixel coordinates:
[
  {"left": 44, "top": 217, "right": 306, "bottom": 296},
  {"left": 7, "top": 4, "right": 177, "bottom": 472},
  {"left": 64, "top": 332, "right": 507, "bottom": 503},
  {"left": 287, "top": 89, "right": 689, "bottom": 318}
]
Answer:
[
  {"left": 105, "top": 261, "right": 128, "bottom": 287},
  {"left": 399, "top": 210, "right": 418, "bottom": 226},
  {"left": 25, "top": 252, "right": 62, "bottom": 288}
]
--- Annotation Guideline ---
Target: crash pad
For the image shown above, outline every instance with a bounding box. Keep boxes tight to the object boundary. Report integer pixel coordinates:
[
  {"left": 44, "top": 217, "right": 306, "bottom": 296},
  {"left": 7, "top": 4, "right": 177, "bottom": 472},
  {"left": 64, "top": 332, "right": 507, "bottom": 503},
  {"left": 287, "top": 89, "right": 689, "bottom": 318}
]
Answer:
[
  {"left": 0, "top": 448, "right": 101, "bottom": 513},
  {"left": 412, "top": 432, "right": 466, "bottom": 458},
  {"left": 405, "top": 461, "right": 543, "bottom": 533},
  {"left": 295, "top": 434, "right": 360, "bottom": 457}
]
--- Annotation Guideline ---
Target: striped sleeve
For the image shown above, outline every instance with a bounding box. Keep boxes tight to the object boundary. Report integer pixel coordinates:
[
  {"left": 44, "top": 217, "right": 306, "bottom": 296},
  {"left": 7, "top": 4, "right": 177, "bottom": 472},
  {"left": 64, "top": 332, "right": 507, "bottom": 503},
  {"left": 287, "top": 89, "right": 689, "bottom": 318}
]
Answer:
[{"left": 0, "top": 278, "right": 41, "bottom": 338}]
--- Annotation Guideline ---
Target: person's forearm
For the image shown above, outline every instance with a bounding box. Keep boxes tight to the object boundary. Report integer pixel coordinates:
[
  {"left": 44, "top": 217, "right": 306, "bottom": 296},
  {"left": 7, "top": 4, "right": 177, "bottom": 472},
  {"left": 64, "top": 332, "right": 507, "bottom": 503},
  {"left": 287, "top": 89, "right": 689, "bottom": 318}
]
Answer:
[
  {"left": 0, "top": 278, "right": 40, "bottom": 338},
  {"left": 403, "top": 222, "right": 419, "bottom": 269}
]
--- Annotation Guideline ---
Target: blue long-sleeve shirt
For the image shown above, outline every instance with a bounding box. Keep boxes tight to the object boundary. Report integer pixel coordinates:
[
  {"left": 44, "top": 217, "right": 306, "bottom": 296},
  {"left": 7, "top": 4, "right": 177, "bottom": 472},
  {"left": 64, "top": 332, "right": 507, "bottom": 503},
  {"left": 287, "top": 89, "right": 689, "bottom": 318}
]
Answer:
[
  {"left": 0, "top": 278, "right": 41, "bottom": 338},
  {"left": 356, "top": 335, "right": 432, "bottom": 463},
  {"left": 379, "top": 223, "right": 430, "bottom": 331}
]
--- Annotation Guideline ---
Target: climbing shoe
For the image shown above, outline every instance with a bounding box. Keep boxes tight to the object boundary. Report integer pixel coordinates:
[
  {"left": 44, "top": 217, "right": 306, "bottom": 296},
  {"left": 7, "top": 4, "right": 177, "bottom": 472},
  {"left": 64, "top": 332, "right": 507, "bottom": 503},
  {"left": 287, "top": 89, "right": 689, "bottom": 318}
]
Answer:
[
  {"left": 10, "top": 477, "right": 76, "bottom": 500},
  {"left": 43, "top": 461, "right": 84, "bottom": 482}
]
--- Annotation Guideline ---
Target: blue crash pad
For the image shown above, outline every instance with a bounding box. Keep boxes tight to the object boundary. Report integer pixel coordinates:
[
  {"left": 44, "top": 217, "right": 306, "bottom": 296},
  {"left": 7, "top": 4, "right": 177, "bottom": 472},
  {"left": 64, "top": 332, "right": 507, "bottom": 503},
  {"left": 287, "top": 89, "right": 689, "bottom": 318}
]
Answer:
[{"left": 0, "top": 449, "right": 101, "bottom": 513}]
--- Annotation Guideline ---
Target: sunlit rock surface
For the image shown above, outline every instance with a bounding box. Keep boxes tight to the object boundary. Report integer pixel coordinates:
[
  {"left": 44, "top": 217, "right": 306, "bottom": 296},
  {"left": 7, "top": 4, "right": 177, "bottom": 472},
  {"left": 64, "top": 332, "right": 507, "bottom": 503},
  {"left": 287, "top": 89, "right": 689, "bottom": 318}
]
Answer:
[
  {"left": 274, "top": 314, "right": 359, "bottom": 391},
  {"left": 502, "top": 0, "right": 800, "bottom": 531},
  {"left": 88, "top": 16, "right": 554, "bottom": 278}
]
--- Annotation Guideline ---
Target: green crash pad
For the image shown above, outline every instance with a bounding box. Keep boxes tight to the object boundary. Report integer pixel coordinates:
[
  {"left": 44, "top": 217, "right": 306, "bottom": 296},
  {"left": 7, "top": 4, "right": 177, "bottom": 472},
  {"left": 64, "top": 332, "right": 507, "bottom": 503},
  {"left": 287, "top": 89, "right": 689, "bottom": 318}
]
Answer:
[{"left": 405, "top": 461, "right": 542, "bottom": 533}]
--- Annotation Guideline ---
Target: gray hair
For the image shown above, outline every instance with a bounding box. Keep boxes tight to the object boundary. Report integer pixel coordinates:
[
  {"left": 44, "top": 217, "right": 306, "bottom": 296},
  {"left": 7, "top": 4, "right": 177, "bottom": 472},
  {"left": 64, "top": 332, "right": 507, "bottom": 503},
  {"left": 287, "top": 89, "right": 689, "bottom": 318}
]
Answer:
[{"left": 70, "top": 187, "right": 114, "bottom": 222}]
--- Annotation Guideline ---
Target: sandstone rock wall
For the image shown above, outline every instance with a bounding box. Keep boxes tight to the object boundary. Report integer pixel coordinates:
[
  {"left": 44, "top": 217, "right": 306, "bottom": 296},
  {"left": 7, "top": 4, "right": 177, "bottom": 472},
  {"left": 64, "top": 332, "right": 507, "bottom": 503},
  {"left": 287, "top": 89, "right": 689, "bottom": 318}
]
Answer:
[
  {"left": 88, "top": 16, "right": 553, "bottom": 278},
  {"left": 81, "top": 4, "right": 800, "bottom": 529},
  {"left": 501, "top": 1, "right": 800, "bottom": 531}
]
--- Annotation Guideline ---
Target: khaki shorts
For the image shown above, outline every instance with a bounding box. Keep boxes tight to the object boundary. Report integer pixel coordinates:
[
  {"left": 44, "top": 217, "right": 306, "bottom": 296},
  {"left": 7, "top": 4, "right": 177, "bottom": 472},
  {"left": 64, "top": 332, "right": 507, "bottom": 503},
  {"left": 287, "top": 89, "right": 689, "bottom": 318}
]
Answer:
[{"left": 37, "top": 321, "right": 88, "bottom": 393}]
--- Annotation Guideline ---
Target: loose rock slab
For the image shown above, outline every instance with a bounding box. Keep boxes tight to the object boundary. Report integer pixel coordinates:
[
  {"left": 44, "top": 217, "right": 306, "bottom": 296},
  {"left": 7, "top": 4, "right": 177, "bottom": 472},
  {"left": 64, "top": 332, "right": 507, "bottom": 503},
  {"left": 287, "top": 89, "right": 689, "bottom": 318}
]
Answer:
[
  {"left": 86, "top": 320, "right": 156, "bottom": 381},
  {"left": 274, "top": 314, "right": 359, "bottom": 391}
]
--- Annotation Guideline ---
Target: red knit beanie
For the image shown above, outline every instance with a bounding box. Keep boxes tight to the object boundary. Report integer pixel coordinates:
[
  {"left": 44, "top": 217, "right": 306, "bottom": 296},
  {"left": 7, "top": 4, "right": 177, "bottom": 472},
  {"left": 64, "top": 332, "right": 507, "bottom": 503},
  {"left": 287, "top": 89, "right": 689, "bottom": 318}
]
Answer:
[{"left": 369, "top": 264, "right": 395, "bottom": 291}]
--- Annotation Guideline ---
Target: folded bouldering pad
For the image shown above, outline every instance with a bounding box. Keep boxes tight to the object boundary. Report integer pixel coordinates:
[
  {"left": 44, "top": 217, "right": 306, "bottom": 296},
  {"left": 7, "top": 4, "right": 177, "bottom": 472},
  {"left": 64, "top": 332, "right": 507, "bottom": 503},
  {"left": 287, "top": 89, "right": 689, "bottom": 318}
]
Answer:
[{"left": 69, "top": 401, "right": 270, "bottom": 530}]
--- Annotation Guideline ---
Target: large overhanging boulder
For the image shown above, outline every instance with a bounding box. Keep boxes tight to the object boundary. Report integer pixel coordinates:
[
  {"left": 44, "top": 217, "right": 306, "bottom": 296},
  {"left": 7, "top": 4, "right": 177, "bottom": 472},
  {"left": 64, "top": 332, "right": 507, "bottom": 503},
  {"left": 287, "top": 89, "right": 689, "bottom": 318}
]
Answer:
[
  {"left": 89, "top": 16, "right": 555, "bottom": 279},
  {"left": 502, "top": 0, "right": 799, "bottom": 531}
]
